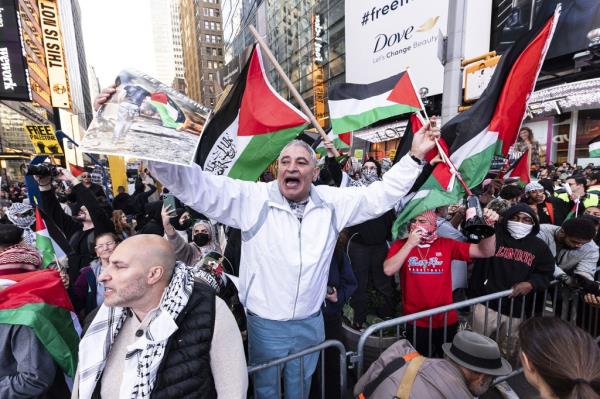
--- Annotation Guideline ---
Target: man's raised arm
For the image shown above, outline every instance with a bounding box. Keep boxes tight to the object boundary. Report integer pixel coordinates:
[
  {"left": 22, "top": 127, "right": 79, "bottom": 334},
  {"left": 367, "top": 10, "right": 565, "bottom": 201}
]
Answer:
[
  {"left": 148, "top": 161, "right": 264, "bottom": 231},
  {"left": 326, "top": 118, "right": 440, "bottom": 229}
]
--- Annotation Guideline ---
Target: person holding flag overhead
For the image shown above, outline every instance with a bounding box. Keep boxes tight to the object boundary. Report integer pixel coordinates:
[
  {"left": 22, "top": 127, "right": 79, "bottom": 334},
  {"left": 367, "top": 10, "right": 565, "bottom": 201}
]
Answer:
[{"left": 95, "top": 94, "right": 440, "bottom": 399}]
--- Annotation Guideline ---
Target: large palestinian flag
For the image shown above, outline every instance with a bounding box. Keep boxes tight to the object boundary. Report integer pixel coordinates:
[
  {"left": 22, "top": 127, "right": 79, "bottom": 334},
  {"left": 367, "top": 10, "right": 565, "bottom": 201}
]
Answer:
[
  {"left": 195, "top": 44, "right": 309, "bottom": 181},
  {"left": 328, "top": 71, "right": 422, "bottom": 134},
  {"left": 392, "top": 4, "right": 561, "bottom": 238},
  {"left": 0, "top": 270, "right": 79, "bottom": 377}
]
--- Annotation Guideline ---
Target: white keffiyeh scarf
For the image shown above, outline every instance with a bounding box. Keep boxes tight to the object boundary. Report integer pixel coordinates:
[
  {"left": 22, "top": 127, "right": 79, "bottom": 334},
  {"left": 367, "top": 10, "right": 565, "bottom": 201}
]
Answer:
[{"left": 77, "top": 261, "right": 193, "bottom": 399}]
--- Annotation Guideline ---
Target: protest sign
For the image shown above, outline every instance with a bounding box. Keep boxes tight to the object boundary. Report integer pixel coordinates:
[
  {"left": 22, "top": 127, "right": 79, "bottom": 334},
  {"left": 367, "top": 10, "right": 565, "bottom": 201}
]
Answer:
[
  {"left": 81, "top": 70, "right": 211, "bottom": 165},
  {"left": 24, "top": 125, "right": 63, "bottom": 155}
]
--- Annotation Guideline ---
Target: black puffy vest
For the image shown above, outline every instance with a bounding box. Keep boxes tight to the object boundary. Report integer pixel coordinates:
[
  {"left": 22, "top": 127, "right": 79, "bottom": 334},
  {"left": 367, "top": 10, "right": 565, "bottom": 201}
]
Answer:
[
  {"left": 90, "top": 282, "right": 217, "bottom": 399},
  {"left": 150, "top": 282, "right": 217, "bottom": 399}
]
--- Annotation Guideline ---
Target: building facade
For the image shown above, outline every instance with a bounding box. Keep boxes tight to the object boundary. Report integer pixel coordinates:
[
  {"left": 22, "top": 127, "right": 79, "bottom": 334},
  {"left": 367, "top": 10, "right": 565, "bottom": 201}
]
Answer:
[
  {"left": 57, "top": 0, "right": 92, "bottom": 128},
  {"left": 180, "top": 0, "right": 225, "bottom": 107},
  {"left": 150, "top": 0, "right": 177, "bottom": 86},
  {"left": 220, "top": 0, "right": 344, "bottom": 130},
  {"left": 171, "top": 0, "right": 185, "bottom": 81}
]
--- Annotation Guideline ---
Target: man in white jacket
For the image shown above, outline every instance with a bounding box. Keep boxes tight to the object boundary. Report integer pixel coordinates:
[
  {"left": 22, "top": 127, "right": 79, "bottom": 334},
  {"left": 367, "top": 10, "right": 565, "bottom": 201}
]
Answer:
[
  {"left": 151, "top": 134, "right": 438, "bottom": 398},
  {"left": 96, "top": 81, "right": 440, "bottom": 399}
]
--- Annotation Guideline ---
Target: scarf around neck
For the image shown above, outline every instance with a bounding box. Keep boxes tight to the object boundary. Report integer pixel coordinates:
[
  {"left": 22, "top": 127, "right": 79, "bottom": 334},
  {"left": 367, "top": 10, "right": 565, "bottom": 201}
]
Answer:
[{"left": 77, "top": 261, "right": 193, "bottom": 399}]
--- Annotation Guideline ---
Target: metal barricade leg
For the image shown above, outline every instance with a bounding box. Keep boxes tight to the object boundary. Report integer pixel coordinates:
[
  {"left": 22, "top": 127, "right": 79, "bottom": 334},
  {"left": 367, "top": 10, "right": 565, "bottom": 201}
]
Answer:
[{"left": 249, "top": 340, "right": 347, "bottom": 399}]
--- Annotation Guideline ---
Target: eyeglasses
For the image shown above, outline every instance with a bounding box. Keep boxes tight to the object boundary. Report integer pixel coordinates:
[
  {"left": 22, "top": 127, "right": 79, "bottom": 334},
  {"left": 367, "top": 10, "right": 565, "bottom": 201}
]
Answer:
[{"left": 95, "top": 241, "right": 116, "bottom": 249}]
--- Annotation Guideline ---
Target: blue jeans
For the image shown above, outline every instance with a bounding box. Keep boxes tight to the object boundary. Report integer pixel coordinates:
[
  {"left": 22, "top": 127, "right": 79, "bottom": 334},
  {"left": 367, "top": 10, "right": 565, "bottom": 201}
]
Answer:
[{"left": 247, "top": 311, "right": 325, "bottom": 399}]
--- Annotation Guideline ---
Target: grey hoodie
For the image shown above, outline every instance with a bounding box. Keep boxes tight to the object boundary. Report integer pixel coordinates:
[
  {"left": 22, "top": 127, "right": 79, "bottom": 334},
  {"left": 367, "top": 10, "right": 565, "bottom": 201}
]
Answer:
[{"left": 537, "top": 224, "right": 599, "bottom": 280}]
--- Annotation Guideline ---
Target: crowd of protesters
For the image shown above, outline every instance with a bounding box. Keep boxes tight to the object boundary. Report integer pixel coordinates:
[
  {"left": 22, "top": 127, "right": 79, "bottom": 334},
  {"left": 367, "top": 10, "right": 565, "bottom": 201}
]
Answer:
[{"left": 1, "top": 115, "right": 600, "bottom": 398}]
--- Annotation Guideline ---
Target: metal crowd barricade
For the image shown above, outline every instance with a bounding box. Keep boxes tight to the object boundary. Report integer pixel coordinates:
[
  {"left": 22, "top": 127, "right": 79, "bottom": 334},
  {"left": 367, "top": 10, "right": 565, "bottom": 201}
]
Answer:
[
  {"left": 242, "top": 282, "right": 599, "bottom": 397},
  {"left": 247, "top": 339, "right": 347, "bottom": 399},
  {"left": 353, "top": 282, "right": 562, "bottom": 377}
]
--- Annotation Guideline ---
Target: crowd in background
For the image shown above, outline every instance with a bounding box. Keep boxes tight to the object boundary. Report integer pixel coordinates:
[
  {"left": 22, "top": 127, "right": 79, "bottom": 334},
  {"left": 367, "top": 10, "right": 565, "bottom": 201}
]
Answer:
[{"left": 2, "top": 129, "right": 600, "bottom": 398}]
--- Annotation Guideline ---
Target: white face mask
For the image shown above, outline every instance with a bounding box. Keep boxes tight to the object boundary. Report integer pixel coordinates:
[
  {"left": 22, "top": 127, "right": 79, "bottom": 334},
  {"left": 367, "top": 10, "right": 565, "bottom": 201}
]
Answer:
[{"left": 507, "top": 220, "right": 533, "bottom": 239}]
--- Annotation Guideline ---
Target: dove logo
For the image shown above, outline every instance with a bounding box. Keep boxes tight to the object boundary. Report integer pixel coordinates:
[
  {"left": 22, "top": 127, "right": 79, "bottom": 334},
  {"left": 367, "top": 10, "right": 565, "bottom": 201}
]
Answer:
[{"left": 373, "top": 25, "right": 415, "bottom": 53}]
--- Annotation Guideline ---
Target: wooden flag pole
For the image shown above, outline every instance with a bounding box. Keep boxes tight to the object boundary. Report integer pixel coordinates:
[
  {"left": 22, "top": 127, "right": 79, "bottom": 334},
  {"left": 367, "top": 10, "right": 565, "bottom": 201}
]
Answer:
[{"left": 248, "top": 25, "right": 339, "bottom": 157}]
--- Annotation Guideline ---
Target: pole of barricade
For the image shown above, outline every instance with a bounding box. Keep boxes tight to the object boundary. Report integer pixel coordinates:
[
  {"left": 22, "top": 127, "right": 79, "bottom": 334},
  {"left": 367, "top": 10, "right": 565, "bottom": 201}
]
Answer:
[
  {"left": 247, "top": 339, "right": 346, "bottom": 398},
  {"left": 355, "top": 289, "right": 513, "bottom": 376}
]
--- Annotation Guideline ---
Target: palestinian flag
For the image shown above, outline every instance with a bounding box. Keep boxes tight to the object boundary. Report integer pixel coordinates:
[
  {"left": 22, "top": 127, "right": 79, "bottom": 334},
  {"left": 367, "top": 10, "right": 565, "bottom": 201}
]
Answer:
[
  {"left": 589, "top": 136, "right": 600, "bottom": 157},
  {"left": 392, "top": 4, "right": 561, "bottom": 238},
  {"left": 0, "top": 270, "right": 79, "bottom": 377},
  {"left": 35, "top": 207, "right": 69, "bottom": 268},
  {"left": 69, "top": 163, "right": 86, "bottom": 177},
  {"left": 328, "top": 71, "right": 422, "bottom": 134},
  {"left": 148, "top": 92, "right": 185, "bottom": 129},
  {"left": 504, "top": 149, "right": 531, "bottom": 186},
  {"left": 316, "top": 130, "right": 350, "bottom": 157},
  {"left": 195, "top": 44, "right": 309, "bottom": 181}
]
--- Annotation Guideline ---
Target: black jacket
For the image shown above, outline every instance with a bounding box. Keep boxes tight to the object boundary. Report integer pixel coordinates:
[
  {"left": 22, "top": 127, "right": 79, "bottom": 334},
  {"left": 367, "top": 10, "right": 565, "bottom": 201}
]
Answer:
[
  {"left": 131, "top": 182, "right": 157, "bottom": 216},
  {"left": 324, "top": 157, "right": 395, "bottom": 245},
  {"left": 470, "top": 204, "right": 555, "bottom": 315},
  {"left": 521, "top": 197, "right": 568, "bottom": 226},
  {"left": 323, "top": 249, "right": 357, "bottom": 316},
  {"left": 112, "top": 192, "right": 135, "bottom": 214},
  {"left": 90, "top": 282, "right": 217, "bottom": 399},
  {"left": 40, "top": 184, "right": 114, "bottom": 281}
]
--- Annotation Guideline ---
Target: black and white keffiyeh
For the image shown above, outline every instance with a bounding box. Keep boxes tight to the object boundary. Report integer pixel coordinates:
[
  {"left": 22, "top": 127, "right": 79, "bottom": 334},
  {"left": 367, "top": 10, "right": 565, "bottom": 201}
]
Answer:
[
  {"left": 6, "top": 203, "right": 35, "bottom": 246},
  {"left": 77, "top": 261, "right": 193, "bottom": 399}
]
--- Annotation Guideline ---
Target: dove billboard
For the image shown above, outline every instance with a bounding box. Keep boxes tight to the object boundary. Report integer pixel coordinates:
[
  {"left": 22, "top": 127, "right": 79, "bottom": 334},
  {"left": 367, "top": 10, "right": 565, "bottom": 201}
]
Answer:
[{"left": 345, "top": 0, "right": 449, "bottom": 95}]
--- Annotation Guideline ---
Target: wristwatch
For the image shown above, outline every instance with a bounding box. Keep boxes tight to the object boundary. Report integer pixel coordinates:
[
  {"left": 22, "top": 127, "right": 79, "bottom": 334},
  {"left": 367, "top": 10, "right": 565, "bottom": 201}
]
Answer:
[{"left": 408, "top": 152, "right": 426, "bottom": 165}]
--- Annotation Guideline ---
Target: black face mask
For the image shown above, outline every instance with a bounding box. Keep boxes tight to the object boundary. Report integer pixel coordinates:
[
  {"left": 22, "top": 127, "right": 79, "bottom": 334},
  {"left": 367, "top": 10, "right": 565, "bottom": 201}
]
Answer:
[{"left": 193, "top": 233, "right": 210, "bottom": 247}]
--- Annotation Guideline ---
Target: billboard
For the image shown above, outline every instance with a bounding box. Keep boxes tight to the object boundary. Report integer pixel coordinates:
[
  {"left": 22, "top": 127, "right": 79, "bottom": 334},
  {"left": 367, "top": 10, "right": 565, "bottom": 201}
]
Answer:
[
  {"left": 491, "top": 0, "right": 600, "bottom": 58},
  {"left": 0, "top": 0, "right": 32, "bottom": 101},
  {"left": 345, "top": 0, "right": 448, "bottom": 95},
  {"left": 38, "top": 0, "right": 70, "bottom": 108}
]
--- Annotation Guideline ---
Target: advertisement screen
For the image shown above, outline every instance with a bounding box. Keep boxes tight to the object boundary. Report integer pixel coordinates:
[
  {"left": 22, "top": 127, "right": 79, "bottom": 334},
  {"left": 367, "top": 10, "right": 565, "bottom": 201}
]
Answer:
[{"left": 0, "top": 0, "right": 31, "bottom": 101}]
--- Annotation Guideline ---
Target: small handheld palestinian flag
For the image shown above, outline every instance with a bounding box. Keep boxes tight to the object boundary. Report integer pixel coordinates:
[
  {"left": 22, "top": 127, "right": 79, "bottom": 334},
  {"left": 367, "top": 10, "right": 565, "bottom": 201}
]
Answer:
[
  {"left": 0, "top": 270, "right": 79, "bottom": 377},
  {"left": 195, "top": 44, "right": 309, "bottom": 181},
  {"left": 589, "top": 136, "right": 600, "bottom": 157},
  {"left": 35, "top": 207, "right": 69, "bottom": 268},
  {"left": 504, "top": 149, "right": 531, "bottom": 186},
  {"left": 316, "top": 130, "right": 350, "bottom": 157},
  {"left": 328, "top": 71, "right": 422, "bottom": 134}
]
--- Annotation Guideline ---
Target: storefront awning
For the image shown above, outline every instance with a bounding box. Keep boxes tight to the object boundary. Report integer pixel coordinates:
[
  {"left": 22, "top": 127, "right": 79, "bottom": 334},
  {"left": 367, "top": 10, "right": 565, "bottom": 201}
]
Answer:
[
  {"left": 353, "top": 120, "right": 408, "bottom": 143},
  {"left": 528, "top": 77, "right": 600, "bottom": 117}
]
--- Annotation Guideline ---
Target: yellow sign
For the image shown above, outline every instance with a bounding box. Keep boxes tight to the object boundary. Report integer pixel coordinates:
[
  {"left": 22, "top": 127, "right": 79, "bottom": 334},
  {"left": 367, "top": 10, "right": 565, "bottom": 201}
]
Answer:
[
  {"left": 24, "top": 125, "right": 63, "bottom": 155},
  {"left": 38, "top": 0, "right": 71, "bottom": 109},
  {"left": 107, "top": 155, "right": 128, "bottom": 197},
  {"left": 354, "top": 149, "right": 364, "bottom": 160}
]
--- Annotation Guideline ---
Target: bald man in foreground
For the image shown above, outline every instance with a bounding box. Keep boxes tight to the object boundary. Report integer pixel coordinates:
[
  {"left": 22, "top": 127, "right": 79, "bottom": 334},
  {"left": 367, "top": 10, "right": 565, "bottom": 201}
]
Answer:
[{"left": 72, "top": 235, "right": 247, "bottom": 399}]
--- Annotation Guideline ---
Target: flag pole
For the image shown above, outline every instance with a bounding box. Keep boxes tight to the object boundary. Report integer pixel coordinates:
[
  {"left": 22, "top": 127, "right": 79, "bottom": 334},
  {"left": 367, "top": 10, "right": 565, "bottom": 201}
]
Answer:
[
  {"left": 406, "top": 68, "right": 451, "bottom": 171},
  {"left": 248, "top": 25, "right": 340, "bottom": 157}
]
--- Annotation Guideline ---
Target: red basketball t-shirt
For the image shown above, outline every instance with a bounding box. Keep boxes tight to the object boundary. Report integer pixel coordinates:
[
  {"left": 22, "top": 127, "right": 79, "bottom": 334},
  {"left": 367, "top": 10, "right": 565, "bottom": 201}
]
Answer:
[{"left": 386, "top": 237, "right": 471, "bottom": 328}]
